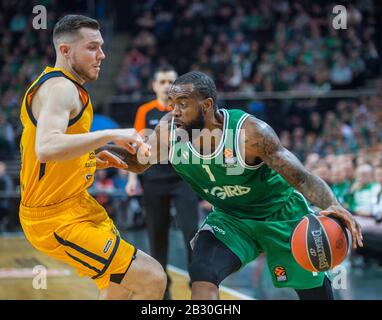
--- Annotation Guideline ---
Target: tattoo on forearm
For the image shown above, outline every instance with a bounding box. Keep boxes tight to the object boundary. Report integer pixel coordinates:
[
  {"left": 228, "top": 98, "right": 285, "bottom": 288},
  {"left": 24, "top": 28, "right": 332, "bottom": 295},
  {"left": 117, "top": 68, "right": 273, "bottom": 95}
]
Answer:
[
  {"left": 297, "top": 173, "right": 339, "bottom": 209},
  {"left": 247, "top": 119, "right": 338, "bottom": 209}
]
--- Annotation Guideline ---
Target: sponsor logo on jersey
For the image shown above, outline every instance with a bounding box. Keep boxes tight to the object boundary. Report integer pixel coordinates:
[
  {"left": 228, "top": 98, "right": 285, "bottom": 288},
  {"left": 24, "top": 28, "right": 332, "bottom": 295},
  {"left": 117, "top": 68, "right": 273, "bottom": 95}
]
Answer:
[
  {"left": 274, "top": 266, "right": 288, "bottom": 282},
  {"left": 89, "top": 152, "right": 96, "bottom": 159},
  {"left": 85, "top": 162, "right": 96, "bottom": 168},
  {"left": 103, "top": 238, "right": 113, "bottom": 253},
  {"left": 210, "top": 225, "right": 226, "bottom": 235},
  {"left": 204, "top": 185, "right": 251, "bottom": 200}
]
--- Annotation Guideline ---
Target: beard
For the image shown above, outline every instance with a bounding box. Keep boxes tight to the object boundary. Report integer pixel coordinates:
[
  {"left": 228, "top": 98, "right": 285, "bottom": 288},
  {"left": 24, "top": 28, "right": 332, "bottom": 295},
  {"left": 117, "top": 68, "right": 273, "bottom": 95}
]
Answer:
[
  {"left": 72, "top": 56, "right": 97, "bottom": 82},
  {"left": 183, "top": 108, "right": 205, "bottom": 141}
]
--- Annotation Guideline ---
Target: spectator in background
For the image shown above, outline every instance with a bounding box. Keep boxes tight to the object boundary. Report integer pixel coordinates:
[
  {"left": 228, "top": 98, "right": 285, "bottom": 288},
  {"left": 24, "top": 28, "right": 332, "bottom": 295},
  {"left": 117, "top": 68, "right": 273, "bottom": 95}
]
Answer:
[
  {"left": 91, "top": 170, "right": 116, "bottom": 220},
  {"left": 112, "top": 169, "right": 133, "bottom": 230},
  {"left": 372, "top": 167, "right": 382, "bottom": 223},
  {"left": 94, "top": 169, "right": 115, "bottom": 195},
  {"left": 0, "top": 112, "right": 16, "bottom": 159},
  {"left": 0, "top": 162, "right": 14, "bottom": 229},
  {"left": 348, "top": 164, "right": 380, "bottom": 217},
  {"left": 313, "top": 161, "right": 331, "bottom": 184},
  {"left": 330, "top": 165, "right": 351, "bottom": 208}
]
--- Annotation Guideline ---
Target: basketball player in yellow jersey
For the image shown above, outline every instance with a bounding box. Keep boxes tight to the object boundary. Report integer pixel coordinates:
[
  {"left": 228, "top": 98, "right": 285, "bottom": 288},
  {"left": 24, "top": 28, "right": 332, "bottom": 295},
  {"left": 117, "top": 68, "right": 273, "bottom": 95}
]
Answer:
[{"left": 19, "top": 15, "right": 166, "bottom": 299}]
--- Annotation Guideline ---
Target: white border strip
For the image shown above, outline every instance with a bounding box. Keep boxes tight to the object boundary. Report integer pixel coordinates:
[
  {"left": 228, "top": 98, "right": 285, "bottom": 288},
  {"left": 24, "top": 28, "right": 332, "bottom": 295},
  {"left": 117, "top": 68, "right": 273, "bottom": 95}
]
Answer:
[
  {"left": 167, "top": 264, "right": 255, "bottom": 300},
  {"left": 169, "top": 116, "right": 176, "bottom": 163}
]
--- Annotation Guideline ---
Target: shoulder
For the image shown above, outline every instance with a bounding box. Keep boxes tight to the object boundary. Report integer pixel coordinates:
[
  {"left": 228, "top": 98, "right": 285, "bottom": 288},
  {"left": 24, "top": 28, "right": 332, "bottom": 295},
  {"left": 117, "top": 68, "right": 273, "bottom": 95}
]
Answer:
[
  {"left": 38, "top": 76, "right": 77, "bottom": 96},
  {"left": 240, "top": 115, "right": 281, "bottom": 156},
  {"left": 241, "top": 115, "right": 275, "bottom": 138},
  {"left": 37, "top": 77, "right": 78, "bottom": 105}
]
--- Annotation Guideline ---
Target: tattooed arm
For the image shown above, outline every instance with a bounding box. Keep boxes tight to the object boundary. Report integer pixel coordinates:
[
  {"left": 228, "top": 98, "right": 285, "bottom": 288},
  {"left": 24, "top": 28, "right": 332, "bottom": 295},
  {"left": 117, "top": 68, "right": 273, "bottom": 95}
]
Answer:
[
  {"left": 241, "top": 116, "right": 363, "bottom": 248},
  {"left": 96, "top": 113, "right": 172, "bottom": 173}
]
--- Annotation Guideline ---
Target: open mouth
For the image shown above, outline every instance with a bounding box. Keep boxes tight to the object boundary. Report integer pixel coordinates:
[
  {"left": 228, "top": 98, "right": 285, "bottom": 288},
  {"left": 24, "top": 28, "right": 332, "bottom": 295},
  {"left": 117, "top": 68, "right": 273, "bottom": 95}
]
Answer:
[{"left": 174, "top": 121, "right": 185, "bottom": 129}]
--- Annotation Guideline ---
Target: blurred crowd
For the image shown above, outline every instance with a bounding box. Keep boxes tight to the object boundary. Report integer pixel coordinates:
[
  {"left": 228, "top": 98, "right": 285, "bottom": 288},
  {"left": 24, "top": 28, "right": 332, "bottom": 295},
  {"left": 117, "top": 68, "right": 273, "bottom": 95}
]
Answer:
[
  {"left": 279, "top": 96, "right": 382, "bottom": 160},
  {"left": 0, "top": 1, "right": 59, "bottom": 159},
  {"left": 116, "top": 0, "right": 380, "bottom": 96}
]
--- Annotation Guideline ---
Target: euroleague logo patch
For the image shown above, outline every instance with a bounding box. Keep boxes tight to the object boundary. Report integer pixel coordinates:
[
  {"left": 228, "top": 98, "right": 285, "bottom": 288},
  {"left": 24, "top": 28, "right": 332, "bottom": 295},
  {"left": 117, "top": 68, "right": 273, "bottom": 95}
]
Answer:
[
  {"left": 223, "top": 148, "right": 237, "bottom": 165},
  {"left": 274, "top": 266, "right": 288, "bottom": 282}
]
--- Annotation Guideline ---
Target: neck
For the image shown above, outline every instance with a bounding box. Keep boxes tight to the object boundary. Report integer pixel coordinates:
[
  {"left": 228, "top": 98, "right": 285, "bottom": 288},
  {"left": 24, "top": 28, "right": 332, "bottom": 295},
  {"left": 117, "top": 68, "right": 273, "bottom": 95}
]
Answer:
[
  {"left": 54, "top": 58, "right": 86, "bottom": 84},
  {"left": 192, "top": 109, "right": 224, "bottom": 155},
  {"left": 204, "top": 109, "right": 223, "bottom": 131},
  {"left": 157, "top": 97, "right": 168, "bottom": 107}
]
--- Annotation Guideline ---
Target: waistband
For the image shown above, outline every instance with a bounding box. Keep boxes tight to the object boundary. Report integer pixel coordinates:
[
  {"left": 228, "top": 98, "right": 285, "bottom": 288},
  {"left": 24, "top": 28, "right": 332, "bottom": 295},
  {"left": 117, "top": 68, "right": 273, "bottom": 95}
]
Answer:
[{"left": 19, "top": 191, "right": 89, "bottom": 219}]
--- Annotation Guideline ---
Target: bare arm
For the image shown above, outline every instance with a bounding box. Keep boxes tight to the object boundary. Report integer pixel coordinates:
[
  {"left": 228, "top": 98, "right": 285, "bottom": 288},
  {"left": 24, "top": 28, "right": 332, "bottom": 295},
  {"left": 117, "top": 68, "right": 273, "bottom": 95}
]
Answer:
[
  {"left": 243, "top": 118, "right": 337, "bottom": 209},
  {"left": 242, "top": 117, "right": 363, "bottom": 248},
  {"left": 96, "top": 112, "right": 172, "bottom": 173},
  {"left": 35, "top": 78, "right": 143, "bottom": 162}
]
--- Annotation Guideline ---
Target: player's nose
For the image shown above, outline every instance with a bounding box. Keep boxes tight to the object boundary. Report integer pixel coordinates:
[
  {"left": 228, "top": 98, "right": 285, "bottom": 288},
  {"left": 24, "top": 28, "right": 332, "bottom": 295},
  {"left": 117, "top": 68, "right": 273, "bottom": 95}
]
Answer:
[
  {"left": 172, "top": 106, "right": 181, "bottom": 117},
  {"left": 98, "top": 48, "right": 106, "bottom": 60}
]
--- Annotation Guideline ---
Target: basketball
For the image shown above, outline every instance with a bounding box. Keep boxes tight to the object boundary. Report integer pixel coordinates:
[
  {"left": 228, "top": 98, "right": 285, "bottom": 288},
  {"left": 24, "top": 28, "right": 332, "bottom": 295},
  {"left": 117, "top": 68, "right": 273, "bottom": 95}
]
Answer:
[{"left": 291, "top": 213, "right": 350, "bottom": 272}]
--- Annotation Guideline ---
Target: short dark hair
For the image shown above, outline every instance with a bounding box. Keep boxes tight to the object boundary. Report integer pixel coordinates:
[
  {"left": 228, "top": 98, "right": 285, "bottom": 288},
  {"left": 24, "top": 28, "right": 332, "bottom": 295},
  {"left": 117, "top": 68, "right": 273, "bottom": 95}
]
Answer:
[
  {"left": 173, "top": 71, "right": 217, "bottom": 109},
  {"left": 153, "top": 65, "right": 177, "bottom": 80},
  {"left": 53, "top": 15, "right": 99, "bottom": 44}
]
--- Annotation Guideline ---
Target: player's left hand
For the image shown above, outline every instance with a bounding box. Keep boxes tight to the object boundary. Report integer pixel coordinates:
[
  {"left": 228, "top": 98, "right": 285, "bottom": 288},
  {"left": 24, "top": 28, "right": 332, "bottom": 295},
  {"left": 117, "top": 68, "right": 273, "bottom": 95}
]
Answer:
[
  {"left": 96, "top": 150, "right": 128, "bottom": 170},
  {"left": 320, "top": 205, "right": 363, "bottom": 249}
]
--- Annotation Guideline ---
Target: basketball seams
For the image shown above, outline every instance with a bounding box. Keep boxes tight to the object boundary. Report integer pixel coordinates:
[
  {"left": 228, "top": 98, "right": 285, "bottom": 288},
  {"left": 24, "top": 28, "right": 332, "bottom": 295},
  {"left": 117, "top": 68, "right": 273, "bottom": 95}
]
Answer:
[
  {"left": 304, "top": 216, "right": 317, "bottom": 272},
  {"left": 329, "top": 217, "right": 349, "bottom": 254},
  {"left": 323, "top": 216, "right": 349, "bottom": 263},
  {"left": 315, "top": 215, "right": 333, "bottom": 270}
]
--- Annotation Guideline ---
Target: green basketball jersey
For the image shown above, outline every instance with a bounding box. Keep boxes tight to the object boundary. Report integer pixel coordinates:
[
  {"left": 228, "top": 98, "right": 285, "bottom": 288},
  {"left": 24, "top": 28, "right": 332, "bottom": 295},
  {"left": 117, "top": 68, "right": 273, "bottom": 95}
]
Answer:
[{"left": 169, "top": 108, "right": 301, "bottom": 219}]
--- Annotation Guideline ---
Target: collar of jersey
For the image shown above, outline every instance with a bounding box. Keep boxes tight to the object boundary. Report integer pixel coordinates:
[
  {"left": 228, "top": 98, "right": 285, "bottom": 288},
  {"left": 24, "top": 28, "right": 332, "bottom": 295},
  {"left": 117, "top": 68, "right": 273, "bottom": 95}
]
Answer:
[
  {"left": 43, "top": 66, "right": 82, "bottom": 84},
  {"left": 187, "top": 108, "right": 229, "bottom": 160}
]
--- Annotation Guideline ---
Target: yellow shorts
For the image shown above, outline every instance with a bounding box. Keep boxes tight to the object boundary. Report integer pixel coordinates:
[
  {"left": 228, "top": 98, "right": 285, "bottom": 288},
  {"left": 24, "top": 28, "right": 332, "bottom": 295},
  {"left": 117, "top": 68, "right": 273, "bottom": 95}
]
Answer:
[{"left": 19, "top": 191, "right": 136, "bottom": 290}]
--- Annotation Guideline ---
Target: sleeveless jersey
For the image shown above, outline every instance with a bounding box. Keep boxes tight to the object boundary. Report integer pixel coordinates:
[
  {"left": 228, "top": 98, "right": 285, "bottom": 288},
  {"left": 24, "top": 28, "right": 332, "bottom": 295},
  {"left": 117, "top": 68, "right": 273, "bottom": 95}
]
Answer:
[
  {"left": 19, "top": 67, "right": 96, "bottom": 207},
  {"left": 169, "top": 108, "right": 297, "bottom": 219}
]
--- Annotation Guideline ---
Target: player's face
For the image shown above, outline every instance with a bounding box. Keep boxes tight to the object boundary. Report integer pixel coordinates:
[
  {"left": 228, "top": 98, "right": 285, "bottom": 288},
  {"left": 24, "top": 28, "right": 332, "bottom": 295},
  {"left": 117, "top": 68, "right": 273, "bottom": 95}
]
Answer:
[
  {"left": 70, "top": 28, "right": 105, "bottom": 82},
  {"left": 168, "top": 84, "right": 205, "bottom": 140},
  {"left": 152, "top": 71, "right": 177, "bottom": 101}
]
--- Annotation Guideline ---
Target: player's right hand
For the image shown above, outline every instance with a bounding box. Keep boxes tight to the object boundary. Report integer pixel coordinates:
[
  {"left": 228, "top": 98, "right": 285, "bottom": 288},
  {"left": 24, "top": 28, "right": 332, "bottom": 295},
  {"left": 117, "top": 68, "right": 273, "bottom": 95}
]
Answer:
[{"left": 112, "top": 129, "right": 151, "bottom": 157}]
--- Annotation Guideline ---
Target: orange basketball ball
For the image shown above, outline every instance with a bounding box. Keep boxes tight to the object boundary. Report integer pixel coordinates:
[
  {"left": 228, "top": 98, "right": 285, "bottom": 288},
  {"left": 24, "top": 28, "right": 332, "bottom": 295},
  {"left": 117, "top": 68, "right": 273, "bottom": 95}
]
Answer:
[{"left": 291, "top": 213, "right": 350, "bottom": 272}]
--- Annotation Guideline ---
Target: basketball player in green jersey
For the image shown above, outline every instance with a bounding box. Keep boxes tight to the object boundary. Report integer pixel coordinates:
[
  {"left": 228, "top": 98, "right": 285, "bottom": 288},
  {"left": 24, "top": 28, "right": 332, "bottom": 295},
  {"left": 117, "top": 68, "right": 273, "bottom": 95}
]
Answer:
[{"left": 104, "top": 71, "right": 363, "bottom": 300}]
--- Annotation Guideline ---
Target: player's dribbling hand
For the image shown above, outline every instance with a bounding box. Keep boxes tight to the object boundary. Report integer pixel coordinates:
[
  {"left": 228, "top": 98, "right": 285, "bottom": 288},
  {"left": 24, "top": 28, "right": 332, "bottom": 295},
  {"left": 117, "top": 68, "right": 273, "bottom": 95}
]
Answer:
[
  {"left": 320, "top": 204, "right": 363, "bottom": 249},
  {"left": 96, "top": 150, "right": 128, "bottom": 169},
  {"left": 113, "top": 129, "right": 151, "bottom": 157}
]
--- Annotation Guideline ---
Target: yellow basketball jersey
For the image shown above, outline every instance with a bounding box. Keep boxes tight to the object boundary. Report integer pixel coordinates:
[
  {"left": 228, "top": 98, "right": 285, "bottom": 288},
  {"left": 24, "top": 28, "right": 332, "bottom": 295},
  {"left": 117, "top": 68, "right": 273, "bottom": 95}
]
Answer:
[{"left": 19, "top": 67, "right": 97, "bottom": 207}]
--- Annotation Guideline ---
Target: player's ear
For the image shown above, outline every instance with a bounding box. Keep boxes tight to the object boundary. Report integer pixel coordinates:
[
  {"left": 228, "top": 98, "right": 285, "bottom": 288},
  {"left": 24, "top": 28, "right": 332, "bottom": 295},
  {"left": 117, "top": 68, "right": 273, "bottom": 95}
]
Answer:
[
  {"left": 59, "top": 43, "right": 71, "bottom": 58},
  {"left": 202, "top": 97, "right": 214, "bottom": 113}
]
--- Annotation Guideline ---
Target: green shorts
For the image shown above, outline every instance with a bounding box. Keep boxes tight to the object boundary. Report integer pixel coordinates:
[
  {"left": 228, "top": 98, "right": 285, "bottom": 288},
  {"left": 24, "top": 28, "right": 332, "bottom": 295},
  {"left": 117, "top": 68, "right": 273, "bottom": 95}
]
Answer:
[{"left": 196, "top": 191, "right": 326, "bottom": 290}]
